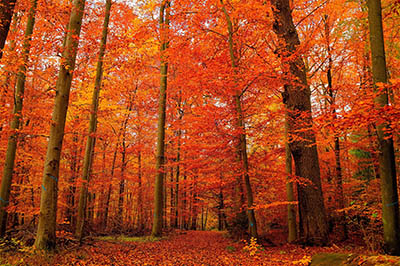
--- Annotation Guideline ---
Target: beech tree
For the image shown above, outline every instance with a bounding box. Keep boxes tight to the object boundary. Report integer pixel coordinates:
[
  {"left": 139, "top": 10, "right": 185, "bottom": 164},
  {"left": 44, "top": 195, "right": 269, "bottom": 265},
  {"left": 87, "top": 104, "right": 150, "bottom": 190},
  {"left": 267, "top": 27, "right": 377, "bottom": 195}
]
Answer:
[
  {"left": 220, "top": 0, "right": 258, "bottom": 239},
  {"left": 34, "top": 0, "right": 87, "bottom": 250},
  {"left": 0, "top": 0, "right": 37, "bottom": 237},
  {"left": 367, "top": 0, "right": 400, "bottom": 255},
  {"left": 152, "top": 0, "right": 170, "bottom": 237},
  {"left": 271, "top": 0, "right": 329, "bottom": 245},
  {"left": 75, "top": 0, "right": 112, "bottom": 240}
]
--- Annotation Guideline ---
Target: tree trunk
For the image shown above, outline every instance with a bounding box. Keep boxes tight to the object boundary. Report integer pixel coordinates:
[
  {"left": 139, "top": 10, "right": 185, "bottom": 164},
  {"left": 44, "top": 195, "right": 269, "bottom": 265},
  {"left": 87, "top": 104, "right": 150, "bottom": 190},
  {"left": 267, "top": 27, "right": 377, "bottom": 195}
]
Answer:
[
  {"left": 151, "top": 0, "right": 170, "bottom": 237},
  {"left": 0, "top": 0, "right": 37, "bottom": 237},
  {"left": 34, "top": 0, "right": 86, "bottom": 250},
  {"left": 75, "top": 0, "right": 111, "bottom": 240},
  {"left": 285, "top": 112, "right": 297, "bottom": 243},
  {"left": 271, "top": 0, "right": 329, "bottom": 246},
  {"left": 0, "top": 0, "right": 16, "bottom": 58},
  {"left": 323, "top": 15, "right": 347, "bottom": 240},
  {"left": 103, "top": 143, "right": 118, "bottom": 229},
  {"left": 174, "top": 98, "right": 182, "bottom": 229},
  {"left": 137, "top": 149, "right": 144, "bottom": 231},
  {"left": 169, "top": 166, "right": 174, "bottom": 228},
  {"left": 218, "top": 178, "right": 227, "bottom": 231},
  {"left": 221, "top": 0, "right": 257, "bottom": 239},
  {"left": 367, "top": 0, "right": 400, "bottom": 255},
  {"left": 203, "top": 207, "right": 208, "bottom": 230},
  {"left": 117, "top": 128, "right": 127, "bottom": 227}
]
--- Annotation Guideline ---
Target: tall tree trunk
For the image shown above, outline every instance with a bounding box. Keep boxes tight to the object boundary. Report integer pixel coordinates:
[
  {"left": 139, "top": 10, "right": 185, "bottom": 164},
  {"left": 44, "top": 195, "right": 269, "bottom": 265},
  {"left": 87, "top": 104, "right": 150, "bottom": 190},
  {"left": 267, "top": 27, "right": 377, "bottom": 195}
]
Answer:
[
  {"left": 367, "top": 0, "right": 400, "bottom": 255},
  {"left": 174, "top": 97, "right": 182, "bottom": 229},
  {"left": 103, "top": 141, "right": 119, "bottom": 229},
  {"left": 117, "top": 127, "right": 127, "bottom": 227},
  {"left": 75, "top": 0, "right": 111, "bottom": 240},
  {"left": 66, "top": 133, "right": 78, "bottom": 228},
  {"left": 0, "top": 0, "right": 16, "bottom": 58},
  {"left": 34, "top": 0, "right": 86, "bottom": 250},
  {"left": 218, "top": 175, "right": 227, "bottom": 231},
  {"left": 137, "top": 149, "right": 143, "bottom": 231},
  {"left": 220, "top": 0, "right": 257, "bottom": 239},
  {"left": 203, "top": 207, "right": 208, "bottom": 230},
  {"left": 0, "top": 0, "right": 37, "bottom": 237},
  {"left": 323, "top": 15, "right": 347, "bottom": 240},
  {"left": 285, "top": 112, "right": 297, "bottom": 243},
  {"left": 271, "top": 0, "right": 329, "bottom": 246},
  {"left": 169, "top": 166, "right": 174, "bottom": 227},
  {"left": 96, "top": 140, "right": 108, "bottom": 225},
  {"left": 152, "top": 0, "right": 170, "bottom": 237},
  {"left": 190, "top": 179, "right": 197, "bottom": 230}
]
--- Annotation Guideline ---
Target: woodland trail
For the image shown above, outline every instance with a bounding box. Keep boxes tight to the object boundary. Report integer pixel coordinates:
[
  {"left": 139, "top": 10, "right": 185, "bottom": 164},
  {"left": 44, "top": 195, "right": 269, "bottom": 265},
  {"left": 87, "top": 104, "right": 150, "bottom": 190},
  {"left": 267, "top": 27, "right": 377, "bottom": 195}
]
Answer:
[{"left": 2, "top": 230, "right": 359, "bottom": 265}]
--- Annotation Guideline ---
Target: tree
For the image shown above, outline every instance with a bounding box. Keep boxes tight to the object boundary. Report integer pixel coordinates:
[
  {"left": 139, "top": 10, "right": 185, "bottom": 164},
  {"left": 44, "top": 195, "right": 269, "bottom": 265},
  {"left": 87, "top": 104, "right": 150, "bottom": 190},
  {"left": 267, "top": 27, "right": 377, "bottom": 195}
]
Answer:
[
  {"left": 34, "top": 0, "right": 87, "bottom": 250},
  {"left": 367, "top": 0, "right": 400, "bottom": 255},
  {"left": 271, "top": 0, "right": 329, "bottom": 245},
  {"left": 75, "top": 0, "right": 112, "bottom": 240},
  {"left": 220, "top": 0, "right": 258, "bottom": 239},
  {"left": 0, "top": 0, "right": 16, "bottom": 57},
  {"left": 152, "top": 0, "right": 170, "bottom": 237},
  {"left": 0, "top": 0, "right": 37, "bottom": 237},
  {"left": 285, "top": 112, "right": 297, "bottom": 243}
]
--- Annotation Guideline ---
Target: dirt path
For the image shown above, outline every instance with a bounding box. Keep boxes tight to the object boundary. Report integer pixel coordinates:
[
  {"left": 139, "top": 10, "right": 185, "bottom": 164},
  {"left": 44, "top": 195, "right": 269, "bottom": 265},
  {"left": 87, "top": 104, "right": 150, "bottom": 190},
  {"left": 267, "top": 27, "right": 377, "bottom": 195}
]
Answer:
[{"left": 1, "top": 231, "right": 356, "bottom": 265}]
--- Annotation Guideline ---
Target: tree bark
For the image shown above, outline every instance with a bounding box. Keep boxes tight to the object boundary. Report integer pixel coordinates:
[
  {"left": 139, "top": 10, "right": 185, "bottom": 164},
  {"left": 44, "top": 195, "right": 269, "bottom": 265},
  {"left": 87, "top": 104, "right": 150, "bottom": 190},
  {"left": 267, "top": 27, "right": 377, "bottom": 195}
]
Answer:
[
  {"left": 0, "top": 0, "right": 37, "bottom": 237},
  {"left": 75, "top": 0, "right": 111, "bottom": 240},
  {"left": 323, "top": 15, "right": 347, "bottom": 240},
  {"left": 34, "top": 0, "right": 86, "bottom": 250},
  {"left": 0, "top": 0, "right": 16, "bottom": 58},
  {"left": 151, "top": 0, "right": 170, "bottom": 237},
  {"left": 367, "top": 0, "right": 400, "bottom": 255},
  {"left": 271, "top": 0, "right": 329, "bottom": 245},
  {"left": 221, "top": 0, "right": 258, "bottom": 239},
  {"left": 285, "top": 112, "right": 297, "bottom": 243}
]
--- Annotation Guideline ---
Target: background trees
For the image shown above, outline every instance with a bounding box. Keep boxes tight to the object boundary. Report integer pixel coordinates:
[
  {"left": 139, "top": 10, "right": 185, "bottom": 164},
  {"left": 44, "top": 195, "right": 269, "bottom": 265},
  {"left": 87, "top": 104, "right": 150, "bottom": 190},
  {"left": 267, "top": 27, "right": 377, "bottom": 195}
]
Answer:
[{"left": 0, "top": 0, "right": 399, "bottom": 255}]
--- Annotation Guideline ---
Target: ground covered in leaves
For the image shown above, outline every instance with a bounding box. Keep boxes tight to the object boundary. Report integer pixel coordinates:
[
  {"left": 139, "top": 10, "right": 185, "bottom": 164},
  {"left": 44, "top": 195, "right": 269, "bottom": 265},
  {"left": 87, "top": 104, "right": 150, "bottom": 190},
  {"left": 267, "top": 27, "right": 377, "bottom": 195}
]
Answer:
[{"left": 0, "top": 231, "right": 372, "bottom": 265}]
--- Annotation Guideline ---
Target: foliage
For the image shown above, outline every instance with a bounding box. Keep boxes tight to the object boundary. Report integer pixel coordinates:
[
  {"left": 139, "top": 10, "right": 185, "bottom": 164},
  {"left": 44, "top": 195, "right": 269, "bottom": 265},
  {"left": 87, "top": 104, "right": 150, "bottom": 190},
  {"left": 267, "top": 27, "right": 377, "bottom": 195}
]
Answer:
[{"left": 0, "top": 0, "right": 399, "bottom": 261}]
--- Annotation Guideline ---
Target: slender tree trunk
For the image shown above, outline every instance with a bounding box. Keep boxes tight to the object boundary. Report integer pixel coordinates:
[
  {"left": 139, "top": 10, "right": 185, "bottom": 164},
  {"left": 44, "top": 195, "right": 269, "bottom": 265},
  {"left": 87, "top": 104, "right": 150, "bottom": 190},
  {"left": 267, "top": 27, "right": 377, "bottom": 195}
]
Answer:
[
  {"left": 34, "top": 0, "right": 86, "bottom": 250},
  {"left": 169, "top": 166, "right": 174, "bottom": 227},
  {"left": 75, "top": 0, "right": 111, "bottom": 240},
  {"left": 285, "top": 112, "right": 297, "bottom": 243},
  {"left": 103, "top": 142, "right": 119, "bottom": 229},
  {"left": 0, "top": 0, "right": 37, "bottom": 237},
  {"left": 221, "top": 0, "right": 257, "bottom": 239},
  {"left": 96, "top": 140, "right": 108, "bottom": 224},
  {"left": 323, "top": 15, "right": 347, "bottom": 240},
  {"left": 218, "top": 177, "right": 226, "bottom": 231},
  {"left": 367, "top": 0, "right": 400, "bottom": 255},
  {"left": 203, "top": 207, "right": 208, "bottom": 230},
  {"left": 152, "top": 0, "right": 170, "bottom": 237},
  {"left": 190, "top": 179, "right": 197, "bottom": 230},
  {"left": 271, "top": 0, "right": 329, "bottom": 245},
  {"left": 0, "top": 0, "right": 16, "bottom": 58},
  {"left": 174, "top": 98, "right": 182, "bottom": 228},
  {"left": 137, "top": 149, "right": 143, "bottom": 231},
  {"left": 117, "top": 129, "right": 127, "bottom": 227}
]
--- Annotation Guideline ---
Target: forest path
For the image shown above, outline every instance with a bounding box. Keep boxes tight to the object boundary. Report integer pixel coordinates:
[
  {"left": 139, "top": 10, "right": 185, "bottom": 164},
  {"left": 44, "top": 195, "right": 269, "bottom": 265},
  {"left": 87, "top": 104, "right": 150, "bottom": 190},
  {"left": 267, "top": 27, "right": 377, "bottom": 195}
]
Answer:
[
  {"left": 2, "top": 230, "right": 353, "bottom": 265},
  {"left": 56, "top": 231, "right": 306, "bottom": 265}
]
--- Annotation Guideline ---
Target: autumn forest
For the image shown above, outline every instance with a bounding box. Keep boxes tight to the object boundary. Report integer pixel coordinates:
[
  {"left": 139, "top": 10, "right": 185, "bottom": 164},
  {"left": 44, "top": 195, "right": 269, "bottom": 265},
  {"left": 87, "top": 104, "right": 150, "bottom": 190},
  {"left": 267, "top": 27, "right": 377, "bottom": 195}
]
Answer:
[{"left": 0, "top": 0, "right": 400, "bottom": 264}]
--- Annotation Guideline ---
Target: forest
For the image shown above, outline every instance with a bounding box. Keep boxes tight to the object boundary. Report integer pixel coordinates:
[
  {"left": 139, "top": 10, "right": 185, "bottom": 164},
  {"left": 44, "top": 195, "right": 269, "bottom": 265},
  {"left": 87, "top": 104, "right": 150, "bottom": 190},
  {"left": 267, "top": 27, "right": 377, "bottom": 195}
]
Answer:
[{"left": 0, "top": 0, "right": 400, "bottom": 265}]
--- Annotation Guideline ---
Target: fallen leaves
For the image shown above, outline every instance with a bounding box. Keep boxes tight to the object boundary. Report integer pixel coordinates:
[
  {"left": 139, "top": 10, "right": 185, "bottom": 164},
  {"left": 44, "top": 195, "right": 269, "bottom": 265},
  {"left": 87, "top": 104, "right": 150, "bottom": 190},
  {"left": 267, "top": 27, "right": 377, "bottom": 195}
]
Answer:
[{"left": 0, "top": 231, "right": 369, "bottom": 266}]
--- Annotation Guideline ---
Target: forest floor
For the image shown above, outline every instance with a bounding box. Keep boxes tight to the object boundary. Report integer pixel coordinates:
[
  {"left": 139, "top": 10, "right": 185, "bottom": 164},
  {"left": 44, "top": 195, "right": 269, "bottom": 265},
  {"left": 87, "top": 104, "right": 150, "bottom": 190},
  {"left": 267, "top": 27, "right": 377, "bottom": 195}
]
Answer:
[{"left": 0, "top": 230, "right": 373, "bottom": 266}]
